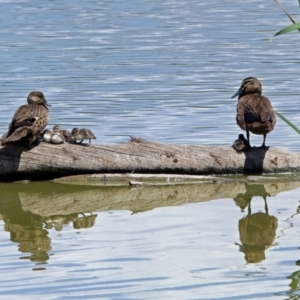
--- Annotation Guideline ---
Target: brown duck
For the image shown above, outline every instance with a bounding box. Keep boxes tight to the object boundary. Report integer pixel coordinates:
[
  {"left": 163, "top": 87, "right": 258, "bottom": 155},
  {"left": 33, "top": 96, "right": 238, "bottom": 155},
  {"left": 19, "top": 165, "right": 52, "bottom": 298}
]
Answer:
[
  {"left": 231, "top": 77, "right": 276, "bottom": 148},
  {"left": 1, "top": 91, "right": 51, "bottom": 146}
]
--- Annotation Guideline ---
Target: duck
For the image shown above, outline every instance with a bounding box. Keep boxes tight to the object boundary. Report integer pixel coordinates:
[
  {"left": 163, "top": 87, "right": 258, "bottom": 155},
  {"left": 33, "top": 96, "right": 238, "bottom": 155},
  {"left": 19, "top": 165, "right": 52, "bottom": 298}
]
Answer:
[
  {"left": 71, "top": 127, "right": 96, "bottom": 144},
  {"left": 231, "top": 77, "right": 276, "bottom": 148},
  {"left": 1, "top": 91, "right": 51, "bottom": 147},
  {"left": 53, "top": 125, "right": 74, "bottom": 143},
  {"left": 232, "top": 134, "right": 249, "bottom": 151}
]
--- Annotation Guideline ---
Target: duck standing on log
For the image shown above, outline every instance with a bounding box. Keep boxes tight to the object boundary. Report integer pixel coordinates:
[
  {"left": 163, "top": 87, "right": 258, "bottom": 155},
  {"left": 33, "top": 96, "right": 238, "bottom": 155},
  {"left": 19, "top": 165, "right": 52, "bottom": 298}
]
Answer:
[
  {"left": 1, "top": 91, "right": 51, "bottom": 147},
  {"left": 231, "top": 77, "right": 276, "bottom": 148}
]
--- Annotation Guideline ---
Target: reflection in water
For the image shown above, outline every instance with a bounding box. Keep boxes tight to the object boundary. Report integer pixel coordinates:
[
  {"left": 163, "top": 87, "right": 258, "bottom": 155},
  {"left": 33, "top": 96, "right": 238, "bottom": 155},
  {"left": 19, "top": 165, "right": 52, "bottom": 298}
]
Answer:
[
  {"left": 3, "top": 208, "right": 51, "bottom": 263},
  {"left": 286, "top": 261, "right": 300, "bottom": 299},
  {"left": 44, "top": 214, "right": 78, "bottom": 231},
  {"left": 73, "top": 213, "right": 98, "bottom": 229},
  {"left": 234, "top": 183, "right": 278, "bottom": 264},
  {"left": 0, "top": 187, "right": 98, "bottom": 267},
  {"left": 0, "top": 180, "right": 299, "bottom": 273}
]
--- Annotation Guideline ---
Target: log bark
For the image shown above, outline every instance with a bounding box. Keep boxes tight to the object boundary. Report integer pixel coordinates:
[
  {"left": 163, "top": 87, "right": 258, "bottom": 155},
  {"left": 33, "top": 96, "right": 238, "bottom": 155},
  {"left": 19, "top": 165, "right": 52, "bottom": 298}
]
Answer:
[{"left": 0, "top": 137, "right": 300, "bottom": 181}]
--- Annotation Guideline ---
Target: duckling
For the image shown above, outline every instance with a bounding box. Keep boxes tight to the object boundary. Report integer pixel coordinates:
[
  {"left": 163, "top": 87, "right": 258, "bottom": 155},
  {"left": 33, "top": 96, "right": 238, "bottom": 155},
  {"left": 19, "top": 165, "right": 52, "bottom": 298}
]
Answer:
[
  {"left": 231, "top": 77, "right": 276, "bottom": 148},
  {"left": 53, "top": 125, "right": 74, "bottom": 143},
  {"left": 1, "top": 91, "right": 51, "bottom": 147},
  {"left": 81, "top": 129, "right": 96, "bottom": 144},
  {"left": 42, "top": 129, "right": 53, "bottom": 143},
  {"left": 51, "top": 132, "right": 64, "bottom": 144},
  {"left": 232, "top": 134, "right": 249, "bottom": 151},
  {"left": 41, "top": 128, "right": 64, "bottom": 144},
  {"left": 63, "top": 131, "right": 75, "bottom": 143},
  {"left": 71, "top": 127, "right": 96, "bottom": 144},
  {"left": 51, "top": 125, "right": 65, "bottom": 144},
  {"left": 52, "top": 125, "right": 61, "bottom": 134}
]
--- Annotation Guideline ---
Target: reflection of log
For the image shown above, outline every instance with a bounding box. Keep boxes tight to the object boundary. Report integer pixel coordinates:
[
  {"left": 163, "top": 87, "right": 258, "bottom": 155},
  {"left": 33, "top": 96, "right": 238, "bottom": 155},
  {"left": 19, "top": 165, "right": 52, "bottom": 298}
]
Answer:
[
  {"left": 10, "top": 180, "right": 300, "bottom": 217},
  {"left": 1, "top": 137, "right": 300, "bottom": 181}
]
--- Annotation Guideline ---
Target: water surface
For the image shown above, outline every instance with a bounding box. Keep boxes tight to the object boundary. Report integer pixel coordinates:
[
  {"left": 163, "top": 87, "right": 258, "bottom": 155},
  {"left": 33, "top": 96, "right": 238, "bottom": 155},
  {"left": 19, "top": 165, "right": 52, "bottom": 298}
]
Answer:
[
  {"left": 0, "top": 180, "right": 300, "bottom": 299},
  {"left": 1, "top": 0, "right": 300, "bottom": 299},
  {"left": 0, "top": 0, "right": 299, "bottom": 149}
]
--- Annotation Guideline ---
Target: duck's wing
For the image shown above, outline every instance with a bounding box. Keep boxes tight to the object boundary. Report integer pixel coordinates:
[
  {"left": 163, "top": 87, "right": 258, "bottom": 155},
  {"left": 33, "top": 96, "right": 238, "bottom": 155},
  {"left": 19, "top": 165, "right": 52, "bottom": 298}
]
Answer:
[
  {"left": 1, "top": 105, "right": 49, "bottom": 144},
  {"left": 10, "top": 104, "right": 40, "bottom": 127},
  {"left": 87, "top": 130, "right": 96, "bottom": 139},
  {"left": 257, "top": 96, "right": 276, "bottom": 125},
  {"left": 237, "top": 95, "right": 276, "bottom": 127}
]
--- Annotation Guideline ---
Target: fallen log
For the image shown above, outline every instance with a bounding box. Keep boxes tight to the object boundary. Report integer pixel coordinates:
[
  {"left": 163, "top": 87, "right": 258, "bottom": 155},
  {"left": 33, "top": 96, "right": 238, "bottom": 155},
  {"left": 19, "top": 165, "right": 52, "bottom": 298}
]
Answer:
[{"left": 0, "top": 137, "right": 300, "bottom": 181}]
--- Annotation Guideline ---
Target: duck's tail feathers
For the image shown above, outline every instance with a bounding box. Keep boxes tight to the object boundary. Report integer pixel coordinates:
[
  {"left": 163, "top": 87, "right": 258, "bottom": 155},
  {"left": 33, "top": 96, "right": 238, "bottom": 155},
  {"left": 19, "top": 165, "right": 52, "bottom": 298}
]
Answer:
[{"left": 1, "top": 128, "right": 29, "bottom": 145}]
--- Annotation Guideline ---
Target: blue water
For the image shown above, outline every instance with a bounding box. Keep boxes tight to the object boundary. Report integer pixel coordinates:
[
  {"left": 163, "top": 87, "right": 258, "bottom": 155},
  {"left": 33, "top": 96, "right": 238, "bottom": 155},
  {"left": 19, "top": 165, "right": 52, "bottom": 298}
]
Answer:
[
  {"left": 1, "top": 0, "right": 300, "bottom": 299},
  {"left": 0, "top": 0, "right": 299, "bottom": 149}
]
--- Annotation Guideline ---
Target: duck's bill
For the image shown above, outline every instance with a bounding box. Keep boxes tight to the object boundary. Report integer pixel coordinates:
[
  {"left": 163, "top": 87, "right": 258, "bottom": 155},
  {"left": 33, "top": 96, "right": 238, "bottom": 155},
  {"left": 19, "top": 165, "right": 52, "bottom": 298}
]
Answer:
[
  {"left": 231, "top": 88, "right": 242, "bottom": 99},
  {"left": 44, "top": 100, "right": 52, "bottom": 107}
]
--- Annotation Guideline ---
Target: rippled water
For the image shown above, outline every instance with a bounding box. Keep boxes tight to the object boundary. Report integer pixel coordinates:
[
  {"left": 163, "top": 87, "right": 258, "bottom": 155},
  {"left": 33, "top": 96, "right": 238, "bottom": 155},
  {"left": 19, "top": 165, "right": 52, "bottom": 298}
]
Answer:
[
  {"left": 1, "top": 0, "right": 300, "bottom": 299},
  {"left": 0, "top": 0, "right": 300, "bottom": 149},
  {"left": 1, "top": 180, "right": 300, "bottom": 299}
]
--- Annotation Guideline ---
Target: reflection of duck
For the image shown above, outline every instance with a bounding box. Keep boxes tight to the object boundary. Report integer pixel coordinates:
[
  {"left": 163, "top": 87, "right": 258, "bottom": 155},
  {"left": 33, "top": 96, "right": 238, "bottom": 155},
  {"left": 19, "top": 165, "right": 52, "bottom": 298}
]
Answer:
[
  {"left": 231, "top": 77, "right": 276, "bottom": 148},
  {"left": 71, "top": 127, "right": 96, "bottom": 144},
  {"left": 0, "top": 197, "right": 51, "bottom": 263},
  {"left": 234, "top": 183, "right": 278, "bottom": 263},
  {"left": 43, "top": 214, "right": 78, "bottom": 231},
  {"left": 233, "top": 183, "right": 270, "bottom": 212},
  {"left": 1, "top": 91, "right": 51, "bottom": 147},
  {"left": 73, "top": 213, "right": 98, "bottom": 229},
  {"left": 232, "top": 134, "right": 249, "bottom": 151}
]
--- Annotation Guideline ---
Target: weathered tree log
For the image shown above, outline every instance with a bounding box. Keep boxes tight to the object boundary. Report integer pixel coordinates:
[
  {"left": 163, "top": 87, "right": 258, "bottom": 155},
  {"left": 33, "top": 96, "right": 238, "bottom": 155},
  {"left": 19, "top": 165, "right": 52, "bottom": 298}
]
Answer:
[{"left": 0, "top": 137, "right": 300, "bottom": 181}]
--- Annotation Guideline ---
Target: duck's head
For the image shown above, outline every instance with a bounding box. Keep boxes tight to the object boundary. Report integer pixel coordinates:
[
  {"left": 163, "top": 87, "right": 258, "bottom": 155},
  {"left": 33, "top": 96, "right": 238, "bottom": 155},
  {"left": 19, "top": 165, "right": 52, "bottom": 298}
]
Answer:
[
  {"left": 53, "top": 125, "right": 61, "bottom": 133},
  {"left": 71, "top": 128, "right": 80, "bottom": 136},
  {"left": 231, "top": 77, "right": 262, "bottom": 99},
  {"left": 27, "top": 91, "right": 51, "bottom": 107}
]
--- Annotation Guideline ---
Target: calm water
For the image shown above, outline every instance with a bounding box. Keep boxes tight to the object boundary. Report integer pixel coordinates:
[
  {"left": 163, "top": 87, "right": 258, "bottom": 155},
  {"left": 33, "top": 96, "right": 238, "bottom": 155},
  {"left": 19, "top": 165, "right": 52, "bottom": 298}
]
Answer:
[
  {"left": 1, "top": 0, "right": 300, "bottom": 299},
  {"left": 1, "top": 180, "right": 300, "bottom": 299}
]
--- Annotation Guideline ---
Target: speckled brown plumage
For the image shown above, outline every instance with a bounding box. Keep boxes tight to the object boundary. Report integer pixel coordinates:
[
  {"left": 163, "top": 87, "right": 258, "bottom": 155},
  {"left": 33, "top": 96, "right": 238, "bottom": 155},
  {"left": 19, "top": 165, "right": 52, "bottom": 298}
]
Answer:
[
  {"left": 1, "top": 91, "right": 50, "bottom": 146},
  {"left": 231, "top": 77, "right": 276, "bottom": 148}
]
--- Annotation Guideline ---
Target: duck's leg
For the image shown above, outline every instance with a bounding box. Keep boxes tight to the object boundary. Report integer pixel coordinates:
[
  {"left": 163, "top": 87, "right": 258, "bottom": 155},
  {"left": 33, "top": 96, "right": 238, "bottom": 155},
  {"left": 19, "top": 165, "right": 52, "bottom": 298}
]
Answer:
[
  {"left": 246, "top": 130, "right": 252, "bottom": 148},
  {"left": 260, "top": 134, "right": 267, "bottom": 148}
]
